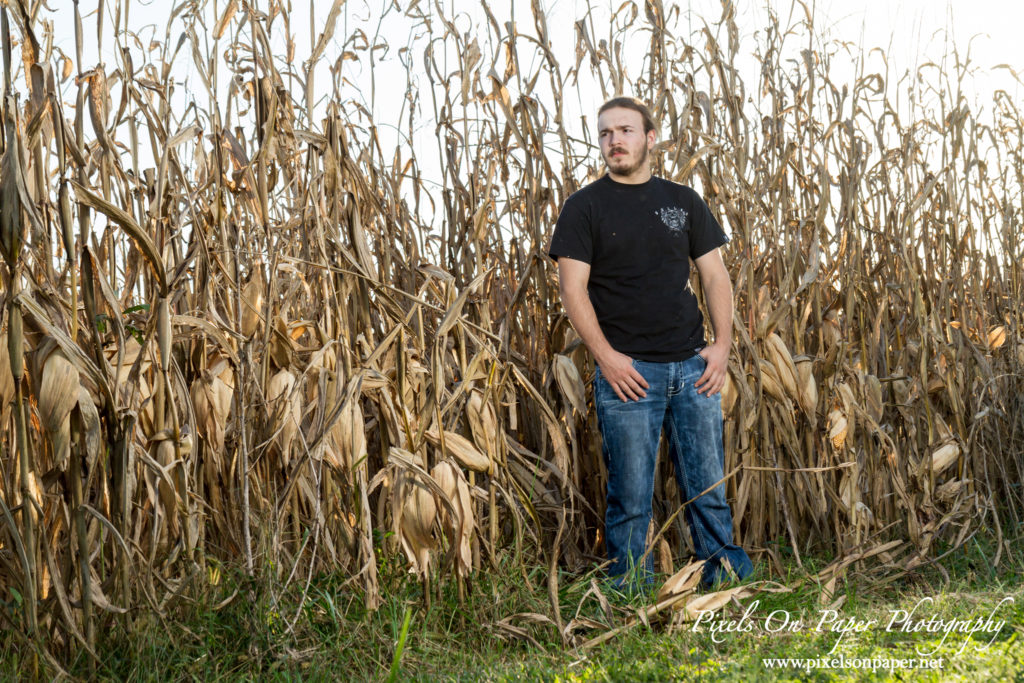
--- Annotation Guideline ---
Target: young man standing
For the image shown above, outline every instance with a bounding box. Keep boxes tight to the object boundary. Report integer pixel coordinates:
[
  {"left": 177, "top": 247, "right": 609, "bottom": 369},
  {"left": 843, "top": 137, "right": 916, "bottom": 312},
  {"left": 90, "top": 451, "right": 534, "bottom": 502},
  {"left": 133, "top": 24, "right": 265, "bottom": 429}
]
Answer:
[{"left": 547, "top": 96, "right": 753, "bottom": 591}]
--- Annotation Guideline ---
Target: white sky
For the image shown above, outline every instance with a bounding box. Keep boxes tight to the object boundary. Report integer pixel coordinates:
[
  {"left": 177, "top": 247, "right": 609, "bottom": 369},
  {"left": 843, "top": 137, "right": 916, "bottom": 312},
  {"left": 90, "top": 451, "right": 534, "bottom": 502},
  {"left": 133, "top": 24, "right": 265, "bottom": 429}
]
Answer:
[
  {"left": 9, "top": 0, "right": 1024, "bottom": 242},
  {"left": 30, "top": 0, "right": 1024, "bottom": 131}
]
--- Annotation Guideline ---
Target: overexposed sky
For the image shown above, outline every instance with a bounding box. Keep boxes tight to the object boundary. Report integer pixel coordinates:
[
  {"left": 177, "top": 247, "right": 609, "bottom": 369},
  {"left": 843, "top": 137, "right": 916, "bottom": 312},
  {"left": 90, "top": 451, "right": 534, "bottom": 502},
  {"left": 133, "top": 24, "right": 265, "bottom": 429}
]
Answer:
[
  {"left": 32, "top": 0, "right": 1024, "bottom": 124},
  {"left": 9, "top": 0, "right": 1023, "bottom": 234}
]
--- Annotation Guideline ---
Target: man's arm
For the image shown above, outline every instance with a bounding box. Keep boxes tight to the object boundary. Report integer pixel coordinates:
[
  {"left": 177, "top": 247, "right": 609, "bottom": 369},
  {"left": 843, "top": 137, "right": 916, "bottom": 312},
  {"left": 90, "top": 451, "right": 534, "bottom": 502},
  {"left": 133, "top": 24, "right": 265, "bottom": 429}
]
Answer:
[
  {"left": 693, "top": 247, "right": 732, "bottom": 396},
  {"left": 556, "top": 257, "right": 649, "bottom": 402}
]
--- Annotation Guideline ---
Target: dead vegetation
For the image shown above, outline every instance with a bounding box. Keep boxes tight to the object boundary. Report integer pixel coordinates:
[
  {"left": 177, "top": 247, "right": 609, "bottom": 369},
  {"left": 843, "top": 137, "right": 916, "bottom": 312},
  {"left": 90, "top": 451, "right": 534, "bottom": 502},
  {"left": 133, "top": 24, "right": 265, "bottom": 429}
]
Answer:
[{"left": 0, "top": 0, "right": 1021, "bottom": 672}]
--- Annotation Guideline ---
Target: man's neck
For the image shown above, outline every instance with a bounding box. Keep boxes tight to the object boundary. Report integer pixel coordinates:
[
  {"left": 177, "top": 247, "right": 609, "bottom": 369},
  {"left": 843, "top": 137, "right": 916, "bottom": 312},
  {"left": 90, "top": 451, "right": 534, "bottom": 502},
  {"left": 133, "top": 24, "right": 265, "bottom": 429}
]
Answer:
[{"left": 607, "top": 167, "right": 653, "bottom": 184}]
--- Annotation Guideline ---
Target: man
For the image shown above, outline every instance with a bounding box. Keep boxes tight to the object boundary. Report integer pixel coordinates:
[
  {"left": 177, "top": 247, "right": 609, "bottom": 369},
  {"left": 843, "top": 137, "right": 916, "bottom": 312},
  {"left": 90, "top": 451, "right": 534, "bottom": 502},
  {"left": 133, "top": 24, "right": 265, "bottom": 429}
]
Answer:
[{"left": 547, "top": 96, "right": 753, "bottom": 591}]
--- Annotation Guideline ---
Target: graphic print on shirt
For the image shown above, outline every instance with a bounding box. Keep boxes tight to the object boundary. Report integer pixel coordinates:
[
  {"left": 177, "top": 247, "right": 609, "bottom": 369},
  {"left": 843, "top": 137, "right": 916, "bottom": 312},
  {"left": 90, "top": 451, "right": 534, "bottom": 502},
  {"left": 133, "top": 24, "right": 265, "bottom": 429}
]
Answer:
[{"left": 656, "top": 206, "right": 689, "bottom": 235}]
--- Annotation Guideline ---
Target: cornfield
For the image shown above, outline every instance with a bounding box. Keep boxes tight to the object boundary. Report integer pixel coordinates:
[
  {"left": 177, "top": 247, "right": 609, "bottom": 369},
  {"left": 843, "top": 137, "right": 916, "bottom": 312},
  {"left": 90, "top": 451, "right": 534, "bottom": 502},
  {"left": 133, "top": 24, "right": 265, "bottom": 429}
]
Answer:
[{"left": 0, "top": 0, "right": 1021, "bottom": 672}]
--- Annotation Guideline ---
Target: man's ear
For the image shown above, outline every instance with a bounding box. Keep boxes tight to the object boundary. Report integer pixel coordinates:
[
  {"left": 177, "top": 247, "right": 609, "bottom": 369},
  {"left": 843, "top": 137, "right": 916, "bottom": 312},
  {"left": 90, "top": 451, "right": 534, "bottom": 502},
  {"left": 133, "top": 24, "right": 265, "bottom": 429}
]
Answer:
[{"left": 646, "top": 129, "right": 656, "bottom": 148}]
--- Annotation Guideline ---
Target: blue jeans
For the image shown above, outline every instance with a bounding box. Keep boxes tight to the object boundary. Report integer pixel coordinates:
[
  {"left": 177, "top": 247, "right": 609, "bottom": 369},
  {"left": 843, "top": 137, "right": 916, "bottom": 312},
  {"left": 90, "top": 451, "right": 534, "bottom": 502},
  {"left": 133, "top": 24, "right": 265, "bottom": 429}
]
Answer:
[{"left": 594, "top": 354, "right": 753, "bottom": 589}]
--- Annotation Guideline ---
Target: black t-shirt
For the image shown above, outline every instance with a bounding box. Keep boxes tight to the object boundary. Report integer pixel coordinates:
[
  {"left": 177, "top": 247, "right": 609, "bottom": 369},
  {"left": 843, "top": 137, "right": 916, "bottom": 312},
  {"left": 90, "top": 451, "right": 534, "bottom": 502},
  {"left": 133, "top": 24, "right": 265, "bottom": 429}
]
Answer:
[{"left": 547, "top": 174, "right": 729, "bottom": 362}]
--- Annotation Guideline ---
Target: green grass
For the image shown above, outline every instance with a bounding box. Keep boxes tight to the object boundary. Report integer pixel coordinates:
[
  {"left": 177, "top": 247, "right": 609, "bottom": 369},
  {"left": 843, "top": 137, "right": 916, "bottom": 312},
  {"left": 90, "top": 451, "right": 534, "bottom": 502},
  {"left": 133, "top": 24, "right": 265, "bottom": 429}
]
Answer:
[{"left": 3, "top": 529, "right": 1023, "bottom": 681}]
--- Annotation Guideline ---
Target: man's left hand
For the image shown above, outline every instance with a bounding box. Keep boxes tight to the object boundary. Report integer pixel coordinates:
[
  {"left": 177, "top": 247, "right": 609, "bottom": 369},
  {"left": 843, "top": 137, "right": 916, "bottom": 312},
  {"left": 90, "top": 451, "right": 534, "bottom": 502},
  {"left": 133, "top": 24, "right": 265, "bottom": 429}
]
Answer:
[{"left": 695, "top": 341, "right": 729, "bottom": 396}]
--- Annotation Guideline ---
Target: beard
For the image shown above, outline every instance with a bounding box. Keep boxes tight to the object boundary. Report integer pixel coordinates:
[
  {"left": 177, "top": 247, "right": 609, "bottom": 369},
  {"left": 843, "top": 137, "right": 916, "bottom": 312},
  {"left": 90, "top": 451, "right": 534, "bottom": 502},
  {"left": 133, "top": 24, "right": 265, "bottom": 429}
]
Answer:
[{"left": 604, "top": 143, "right": 649, "bottom": 176}]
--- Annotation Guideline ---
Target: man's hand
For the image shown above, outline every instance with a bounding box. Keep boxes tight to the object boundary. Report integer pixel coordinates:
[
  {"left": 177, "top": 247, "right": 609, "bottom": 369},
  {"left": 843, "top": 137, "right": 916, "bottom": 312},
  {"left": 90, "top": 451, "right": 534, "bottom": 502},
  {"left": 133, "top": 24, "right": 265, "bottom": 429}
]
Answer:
[
  {"left": 695, "top": 341, "right": 729, "bottom": 396},
  {"left": 598, "top": 349, "right": 649, "bottom": 402}
]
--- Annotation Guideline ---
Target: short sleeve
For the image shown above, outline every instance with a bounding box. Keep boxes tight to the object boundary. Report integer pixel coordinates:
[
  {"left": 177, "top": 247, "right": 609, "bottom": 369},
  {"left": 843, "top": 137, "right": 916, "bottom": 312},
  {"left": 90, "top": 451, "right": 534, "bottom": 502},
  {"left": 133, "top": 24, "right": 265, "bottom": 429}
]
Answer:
[
  {"left": 547, "top": 196, "right": 593, "bottom": 264},
  {"left": 687, "top": 190, "right": 729, "bottom": 259}
]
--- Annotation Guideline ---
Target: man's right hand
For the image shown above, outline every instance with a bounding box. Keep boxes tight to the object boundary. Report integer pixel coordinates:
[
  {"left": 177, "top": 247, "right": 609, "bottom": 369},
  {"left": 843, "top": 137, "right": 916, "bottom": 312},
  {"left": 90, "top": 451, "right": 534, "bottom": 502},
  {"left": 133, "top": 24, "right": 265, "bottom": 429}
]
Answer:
[{"left": 598, "top": 350, "right": 649, "bottom": 402}]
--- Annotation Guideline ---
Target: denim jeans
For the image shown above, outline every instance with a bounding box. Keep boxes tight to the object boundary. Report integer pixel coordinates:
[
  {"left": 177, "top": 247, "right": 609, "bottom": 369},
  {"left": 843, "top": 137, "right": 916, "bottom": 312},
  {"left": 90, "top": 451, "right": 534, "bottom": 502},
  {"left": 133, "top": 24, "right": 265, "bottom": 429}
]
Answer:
[{"left": 594, "top": 353, "right": 753, "bottom": 589}]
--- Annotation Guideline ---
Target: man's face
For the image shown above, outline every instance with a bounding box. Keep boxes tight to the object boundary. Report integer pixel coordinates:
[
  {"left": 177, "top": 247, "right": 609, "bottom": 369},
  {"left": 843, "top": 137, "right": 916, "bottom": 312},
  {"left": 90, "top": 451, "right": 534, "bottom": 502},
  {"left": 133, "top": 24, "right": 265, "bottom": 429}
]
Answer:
[{"left": 597, "top": 107, "right": 655, "bottom": 178}]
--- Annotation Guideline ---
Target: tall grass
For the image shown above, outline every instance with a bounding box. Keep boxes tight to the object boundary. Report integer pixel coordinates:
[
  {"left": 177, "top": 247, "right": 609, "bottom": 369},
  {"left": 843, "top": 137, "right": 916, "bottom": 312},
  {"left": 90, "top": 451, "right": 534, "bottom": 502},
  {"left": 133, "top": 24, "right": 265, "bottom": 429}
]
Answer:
[{"left": 0, "top": 0, "right": 1020, "bottom": 672}]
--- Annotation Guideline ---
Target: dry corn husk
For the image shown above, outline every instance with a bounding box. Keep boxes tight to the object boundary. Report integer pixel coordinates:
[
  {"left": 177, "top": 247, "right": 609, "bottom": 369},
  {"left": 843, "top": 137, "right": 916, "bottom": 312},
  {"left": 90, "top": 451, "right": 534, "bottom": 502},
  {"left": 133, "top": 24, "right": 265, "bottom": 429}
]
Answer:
[
  {"left": 794, "top": 355, "right": 817, "bottom": 423},
  {"left": 827, "top": 409, "right": 848, "bottom": 449},
  {"left": 822, "top": 310, "right": 841, "bottom": 349},
  {"left": 431, "top": 460, "right": 474, "bottom": 577},
  {"left": 38, "top": 349, "right": 79, "bottom": 431},
  {"left": 657, "top": 559, "right": 705, "bottom": 602},
  {"left": 466, "top": 389, "right": 498, "bottom": 464},
  {"left": 270, "top": 314, "right": 296, "bottom": 369},
  {"left": 425, "top": 427, "right": 491, "bottom": 474},
  {"left": 337, "top": 382, "right": 366, "bottom": 471},
  {"left": 930, "top": 442, "right": 960, "bottom": 475},
  {"left": 836, "top": 382, "right": 857, "bottom": 444},
  {"left": 657, "top": 536, "right": 674, "bottom": 576},
  {"left": 314, "top": 348, "right": 348, "bottom": 469},
  {"left": 758, "top": 360, "right": 788, "bottom": 404},
  {"left": 987, "top": 325, "right": 1006, "bottom": 349},
  {"left": 720, "top": 368, "right": 737, "bottom": 415},
  {"left": 863, "top": 374, "right": 883, "bottom": 423},
  {"left": 77, "top": 385, "right": 102, "bottom": 469},
  {"left": 394, "top": 468, "right": 437, "bottom": 578},
  {"left": 935, "top": 478, "right": 968, "bottom": 504},
  {"left": 241, "top": 273, "right": 264, "bottom": 337},
  {"left": 552, "top": 353, "right": 586, "bottom": 415},
  {"left": 38, "top": 348, "right": 80, "bottom": 469},
  {"left": 681, "top": 583, "right": 757, "bottom": 618},
  {"left": 764, "top": 333, "right": 800, "bottom": 403},
  {"left": 156, "top": 438, "right": 180, "bottom": 533},
  {"left": 839, "top": 468, "right": 858, "bottom": 510},
  {"left": 107, "top": 339, "right": 157, "bottom": 432},
  {"left": 267, "top": 369, "right": 301, "bottom": 464},
  {"left": 191, "top": 356, "right": 234, "bottom": 453},
  {"left": 109, "top": 338, "right": 153, "bottom": 384}
]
